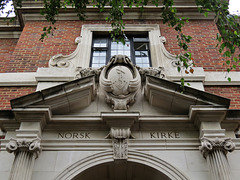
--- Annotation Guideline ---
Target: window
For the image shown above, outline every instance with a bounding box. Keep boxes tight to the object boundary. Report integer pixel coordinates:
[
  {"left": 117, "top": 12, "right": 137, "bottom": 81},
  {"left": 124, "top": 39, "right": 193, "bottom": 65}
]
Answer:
[{"left": 90, "top": 32, "right": 151, "bottom": 68}]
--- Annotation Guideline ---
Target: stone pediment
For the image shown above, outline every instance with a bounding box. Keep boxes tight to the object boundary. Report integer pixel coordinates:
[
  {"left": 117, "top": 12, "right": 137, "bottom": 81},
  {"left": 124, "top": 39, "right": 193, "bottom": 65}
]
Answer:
[
  {"left": 11, "top": 76, "right": 96, "bottom": 115},
  {"left": 10, "top": 59, "right": 230, "bottom": 117},
  {"left": 144, "top": 76, "right": 230, "bottom": 115}
]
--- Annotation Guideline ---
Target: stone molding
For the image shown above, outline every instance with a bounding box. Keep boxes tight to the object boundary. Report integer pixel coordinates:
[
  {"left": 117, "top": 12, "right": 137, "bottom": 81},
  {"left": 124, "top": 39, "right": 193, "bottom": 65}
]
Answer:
[
  {"left": 55, "top": 150, "right": 190, "bottom": 180},
  {"left": 189, "top": 106, "right": 229, "bottom": 129},
  {"left": 1, "top": 71, "right": 240, "bottom": 86},
  {"left": 0, "top": 31, "right": 21, "bottom": 39},
  {"left": 6, "top": 138, "right": 42, "bottom": 158},
  {"left": 200, "top": 137, "right": 235, "bottom": 158}
]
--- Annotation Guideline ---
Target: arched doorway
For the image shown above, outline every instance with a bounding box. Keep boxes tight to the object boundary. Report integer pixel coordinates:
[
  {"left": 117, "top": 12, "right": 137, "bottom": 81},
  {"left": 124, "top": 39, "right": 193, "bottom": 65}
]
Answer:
[
  {"left": 73, "top": 161, "right": 170, "bottom": 180},
  {"left": 55, "top": 150, "right": 189, "bottom": 180}
]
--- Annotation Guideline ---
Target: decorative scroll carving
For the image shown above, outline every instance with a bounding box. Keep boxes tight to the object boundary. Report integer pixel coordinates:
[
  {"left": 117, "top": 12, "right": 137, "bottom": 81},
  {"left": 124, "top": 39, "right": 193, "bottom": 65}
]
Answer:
[
  {"left": 109, "top": 128, "right": 132, "bottom": 160},
  {"left": 6, "top": 138, "right": 42, "bottom": 158},
  {"left": 75, "top": 67, "right": 103, "bottom": 81},
  {"left": 49, "top": 54, "right": 71, "bottom": 68},
  {"left": 99, "top": 55, "right": 141, "bottom": 111},
  {"left": 200, "top": 137, "right": 235, "bottom": 158},
  {"left": 49, "top": 36, "right": 82, "bottom": 68}
]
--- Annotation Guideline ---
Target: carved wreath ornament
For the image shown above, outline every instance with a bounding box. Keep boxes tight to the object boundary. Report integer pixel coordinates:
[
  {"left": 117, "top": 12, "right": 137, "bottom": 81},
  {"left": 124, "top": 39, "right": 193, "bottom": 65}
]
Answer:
[{"left": 99, "top": 55, "right": 141, "bottom": 111}]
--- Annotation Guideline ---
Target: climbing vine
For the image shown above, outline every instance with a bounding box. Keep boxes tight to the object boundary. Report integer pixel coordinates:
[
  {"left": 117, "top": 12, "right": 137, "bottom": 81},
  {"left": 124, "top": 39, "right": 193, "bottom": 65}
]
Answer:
[{"left": 1, "top": 0, "right": 240, "bottom": 81}]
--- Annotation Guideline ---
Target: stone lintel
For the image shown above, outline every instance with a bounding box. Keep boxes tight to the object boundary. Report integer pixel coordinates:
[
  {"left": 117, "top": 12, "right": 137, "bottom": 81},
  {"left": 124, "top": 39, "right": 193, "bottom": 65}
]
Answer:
[{"left": 101, "top": 112, "right": 139, "bottom": 129}]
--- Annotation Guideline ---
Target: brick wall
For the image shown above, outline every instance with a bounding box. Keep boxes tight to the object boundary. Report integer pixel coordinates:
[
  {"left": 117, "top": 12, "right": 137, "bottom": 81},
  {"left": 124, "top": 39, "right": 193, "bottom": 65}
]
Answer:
[
  {"left": 0, "top": 39, "right": 18, "bottom": 73},
  {"left": 161, "top": 20, "right": 240, "bottom": 72},
  {"left": 3, "top": 19, "right": 234, "bottom": 72},
  {"left": 0, "top": 87, "right": 36, "bottom": 110},
  {"left": 1, "top": 19, "right": 239, "bottom": 109},
  {"left": 205, "top": 86, "right": 240, "bottom": 109}
]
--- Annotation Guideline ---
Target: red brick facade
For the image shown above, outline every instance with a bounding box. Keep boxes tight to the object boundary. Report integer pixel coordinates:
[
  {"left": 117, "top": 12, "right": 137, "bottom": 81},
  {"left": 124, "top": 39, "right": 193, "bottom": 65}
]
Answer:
[
  {"left": 0, "top": 39, "right": 18, "bottom": 73},
  {"left": 3, "top": 20, "right": 231, "bottom": 72},
  {"left": 0, "top": 87, "right": 36, "bottom": 110},
  {"left": 0, "top": 19, "right": 239, "bottom": 109},
  {"left": 205, "top": 86, "right": 240, "bottom": 109}
]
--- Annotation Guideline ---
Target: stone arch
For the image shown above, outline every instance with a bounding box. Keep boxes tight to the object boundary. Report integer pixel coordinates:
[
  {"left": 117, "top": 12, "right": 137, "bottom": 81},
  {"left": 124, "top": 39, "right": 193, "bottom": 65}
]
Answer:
[{"left": 55, "top": 150, "right": 189, "bottom": 180}]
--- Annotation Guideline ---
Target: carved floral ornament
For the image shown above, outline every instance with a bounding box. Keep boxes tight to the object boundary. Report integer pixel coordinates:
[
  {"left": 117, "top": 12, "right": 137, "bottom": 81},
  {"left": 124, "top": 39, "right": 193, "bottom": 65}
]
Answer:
[
  {"left": 6, "top": 138, "right": 42, "bottom": 158},
  {"left": 200, "top": 137, "right": 235, "bottom": 158},
  {"left": 107, "top": 128, "right": 132, "bottom": 160}
]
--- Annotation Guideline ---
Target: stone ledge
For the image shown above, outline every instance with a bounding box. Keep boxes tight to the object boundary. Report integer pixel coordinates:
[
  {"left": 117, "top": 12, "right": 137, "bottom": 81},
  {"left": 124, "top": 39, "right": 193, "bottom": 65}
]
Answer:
[
  {"left": 0, "top": 73, "right": 37, "bottom": 86},
  {"left": 204, "top": 72, "right": 240, "bottom": 85}
]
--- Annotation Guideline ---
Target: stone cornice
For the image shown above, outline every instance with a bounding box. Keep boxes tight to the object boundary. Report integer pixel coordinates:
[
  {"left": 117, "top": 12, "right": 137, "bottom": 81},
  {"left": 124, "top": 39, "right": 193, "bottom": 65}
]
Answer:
[
  {"left": 1, "top": 71, "right": 240, "bottom": 86},
  {"left": 12, "top": 107, "right": 52, "bottom": 130},
  {"left": 0, "top": 0, "right": 214, "bottom": 32},
  {"left": 189, "top": 106, "right": 228, "bottom": 128}
]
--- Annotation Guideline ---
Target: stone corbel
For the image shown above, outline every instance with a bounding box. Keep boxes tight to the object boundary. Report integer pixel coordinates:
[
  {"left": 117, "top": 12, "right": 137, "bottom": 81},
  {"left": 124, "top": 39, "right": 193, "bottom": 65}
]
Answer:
[
  {"left": 108, "top": 128, "right": 132, "bottom": 160},
  {"left": 6, "top": 138, "right": 42, "bottom": 158}
]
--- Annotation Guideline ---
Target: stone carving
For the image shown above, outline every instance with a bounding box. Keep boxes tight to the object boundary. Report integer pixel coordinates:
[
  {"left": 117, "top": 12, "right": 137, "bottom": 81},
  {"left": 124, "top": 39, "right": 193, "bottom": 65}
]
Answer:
[
  {"left": 159, "top": 36, "right": 166, "bottom": 43},
  {"left": 200, "top": 137, "right": 235, "bottom": 158},
  {"left": 49, "top": 36, "right": 82, "bottom": 68},
  {"left": 109, "top": 128, "right": 131, "bottom": 139},
  {"left": 109, "top": 128, "right": 131, "bottom": 160},
  {"left": 75, "top": 36, "right": 81, "bottom": 44},
  {"left": 112, "top": 139, "right": 128, "bottom": 160},
  {"left": 49, "top": 54, "right": 71, "bottom": 68},
  {"left": 99, "top": 55, "right": 141, "bottom": 111},
  {"left": 6, "top": 138, "right": 42, "bottom": 158},
  {"left": 138, "top": 67, "right": 165, "bottom": 81},
  {"left": 75, "top": 67, "right": 103, "bottom": 81}
]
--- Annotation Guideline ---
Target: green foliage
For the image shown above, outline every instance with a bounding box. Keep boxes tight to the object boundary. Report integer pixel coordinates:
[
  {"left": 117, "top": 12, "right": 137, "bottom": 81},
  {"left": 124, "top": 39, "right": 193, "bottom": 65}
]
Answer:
[
  {"left": 195, "top": 0, "right": 240, "bottom": 80},
  {"left": 1, "top": 0, "right": 240, "bottom": 82}
]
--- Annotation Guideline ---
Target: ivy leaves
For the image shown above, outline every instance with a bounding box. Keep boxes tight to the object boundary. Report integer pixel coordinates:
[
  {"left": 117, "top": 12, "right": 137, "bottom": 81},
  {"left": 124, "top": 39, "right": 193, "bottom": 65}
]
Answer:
[{"left": 196, "top": 0, "right": 240, "bottom": 78}]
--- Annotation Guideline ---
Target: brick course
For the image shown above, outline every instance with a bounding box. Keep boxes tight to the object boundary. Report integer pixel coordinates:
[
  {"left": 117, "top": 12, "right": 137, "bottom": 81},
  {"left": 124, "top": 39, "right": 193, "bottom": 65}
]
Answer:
[
  {"left": 0, "top": 87, "right": 36, "bottom": 110},
  {"left": 3, "top": 20, "right": 236, "bottom": 72},
  {"left": 1, "top": 20, "right": 240, "bottom": 109},
  {"left": 0, "top": 38, "right": 18, "bottom": 73},
  {"left": 204, "top": 86, "right": 240, "bottom": 109}
]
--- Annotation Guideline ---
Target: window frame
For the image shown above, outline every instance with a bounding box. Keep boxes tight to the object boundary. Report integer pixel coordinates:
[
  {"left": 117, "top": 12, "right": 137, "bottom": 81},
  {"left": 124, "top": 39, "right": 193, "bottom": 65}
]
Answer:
[
  {"left": 78, "top": 24, "right": 164, "bottom": 68},
  {"left": 90, "top": 33, "right": 152, "bottom": 67}
]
